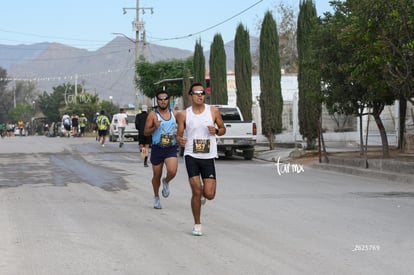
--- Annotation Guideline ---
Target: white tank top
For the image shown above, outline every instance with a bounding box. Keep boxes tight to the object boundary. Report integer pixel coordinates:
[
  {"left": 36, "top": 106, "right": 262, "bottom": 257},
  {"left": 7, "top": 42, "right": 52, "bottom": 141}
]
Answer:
[{"left": 184, "top": 104, "right": 218, "bottom": 159}]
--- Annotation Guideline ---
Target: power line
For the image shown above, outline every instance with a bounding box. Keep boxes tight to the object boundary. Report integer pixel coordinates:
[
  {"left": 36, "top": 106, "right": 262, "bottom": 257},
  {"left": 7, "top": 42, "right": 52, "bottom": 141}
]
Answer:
[{"left": 148, "top": 0, "right": 263, "bottom": 42}]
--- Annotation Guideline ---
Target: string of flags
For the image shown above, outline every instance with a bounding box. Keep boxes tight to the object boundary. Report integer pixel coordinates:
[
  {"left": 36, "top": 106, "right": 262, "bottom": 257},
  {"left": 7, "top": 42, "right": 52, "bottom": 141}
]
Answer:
[{"left": 0, "top": 66, "right": 135, "bottom": 82}]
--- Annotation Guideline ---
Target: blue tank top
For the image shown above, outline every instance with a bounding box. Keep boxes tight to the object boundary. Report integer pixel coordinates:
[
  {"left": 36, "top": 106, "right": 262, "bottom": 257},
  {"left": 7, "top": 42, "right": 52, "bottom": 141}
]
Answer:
[{"left": 152, "top": 109, "right": 177, "bottom": 147}]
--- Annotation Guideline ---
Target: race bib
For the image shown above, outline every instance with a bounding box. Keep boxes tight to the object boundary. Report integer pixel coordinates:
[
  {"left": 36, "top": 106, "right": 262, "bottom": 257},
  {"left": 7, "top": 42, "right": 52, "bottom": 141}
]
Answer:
[
  {"left": 160, "top": 134, "right": 173, "bottom": 147},
  {"left": 193, "top": 138, "right": 210, "bottom": 154}
]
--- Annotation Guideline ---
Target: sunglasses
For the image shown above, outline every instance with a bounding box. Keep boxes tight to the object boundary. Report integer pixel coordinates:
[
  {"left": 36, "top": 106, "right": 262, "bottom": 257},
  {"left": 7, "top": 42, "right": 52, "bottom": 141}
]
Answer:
[
  {"left": 191, "top": 90, "right": 205, "bottom": 95},
  {"left": 157, "top": 96, "right": 169, "bottom": 101}
]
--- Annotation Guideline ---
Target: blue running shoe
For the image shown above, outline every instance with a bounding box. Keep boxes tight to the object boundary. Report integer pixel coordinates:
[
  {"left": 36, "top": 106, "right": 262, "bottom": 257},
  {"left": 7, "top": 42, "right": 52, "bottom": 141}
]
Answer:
[
  {"left": 153, "top": 196, "right": 162, "bottom": 209},
  {"left": 161, "top": 178, "right": 170, "bottom": 198}
]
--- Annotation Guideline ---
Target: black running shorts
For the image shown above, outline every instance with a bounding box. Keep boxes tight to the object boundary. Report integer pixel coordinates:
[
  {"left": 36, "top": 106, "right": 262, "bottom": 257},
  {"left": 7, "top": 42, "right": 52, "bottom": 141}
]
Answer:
[{"left": 184, "top": 155, "right": 216, "bottom": 179}]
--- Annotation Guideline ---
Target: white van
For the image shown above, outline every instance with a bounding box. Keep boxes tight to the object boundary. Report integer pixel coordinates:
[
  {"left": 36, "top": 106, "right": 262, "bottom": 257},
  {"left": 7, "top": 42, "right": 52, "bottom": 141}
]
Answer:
[{"left": 109, "top": 114, "right": 138, "bottom": 142}]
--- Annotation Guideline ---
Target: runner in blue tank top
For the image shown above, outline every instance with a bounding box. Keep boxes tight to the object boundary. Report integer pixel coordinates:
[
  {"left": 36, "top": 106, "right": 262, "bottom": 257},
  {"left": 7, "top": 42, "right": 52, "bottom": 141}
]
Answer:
[{"left": 144, "top": 90, "right": 179, "bottom": 209}]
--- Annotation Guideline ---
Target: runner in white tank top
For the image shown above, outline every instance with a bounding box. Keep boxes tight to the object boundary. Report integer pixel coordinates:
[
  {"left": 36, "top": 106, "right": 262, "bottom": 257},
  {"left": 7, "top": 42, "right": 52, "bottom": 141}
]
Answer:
[
  {"left": 176, "top": 82, "right": 226, "bottom": 236},
  {"left": 183, "top": 104, "right": 218, "bottom": 159}
]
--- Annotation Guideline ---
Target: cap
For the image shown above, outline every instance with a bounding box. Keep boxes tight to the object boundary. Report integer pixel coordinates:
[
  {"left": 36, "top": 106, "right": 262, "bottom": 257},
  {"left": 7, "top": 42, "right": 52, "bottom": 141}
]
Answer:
[{"left": 141, "top": 105, "right": 148, "bottom": 112}]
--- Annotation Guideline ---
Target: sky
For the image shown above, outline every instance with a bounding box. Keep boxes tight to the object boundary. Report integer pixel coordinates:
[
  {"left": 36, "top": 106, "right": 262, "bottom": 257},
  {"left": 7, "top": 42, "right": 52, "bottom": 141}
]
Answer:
[{"left": 0, "top": 0, "right": 333, "bottom": 52}]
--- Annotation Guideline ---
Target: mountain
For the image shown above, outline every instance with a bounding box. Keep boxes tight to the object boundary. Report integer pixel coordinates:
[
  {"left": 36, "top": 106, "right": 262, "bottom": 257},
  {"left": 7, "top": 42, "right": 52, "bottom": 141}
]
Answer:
[{"left": 1, "top": 36, "right": 259, "bottom": 106}]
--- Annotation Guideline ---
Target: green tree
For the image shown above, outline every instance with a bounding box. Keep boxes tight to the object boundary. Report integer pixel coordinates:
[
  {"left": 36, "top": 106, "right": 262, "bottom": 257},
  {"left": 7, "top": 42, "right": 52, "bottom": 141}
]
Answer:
[
  {"left": 8, "top": 104, "right": 34, "bottom": 123},
  {"left": 38, "top": 83, "right": 102, "bottom": 124},
  {"left": 99, "top": 100, "right": 119, "bottom": 120},
  {"left": 136, "top": 58, "right": 193, "bottom": 99},
  {"left": 209, "top": 33, "right": 228, "bottom": 105},
  {"left": 356, "top": 0, "right": 414, "bottom": 150},
  {"left": 193, "top": 39, "right": 207, "bottom": 103},
  {"left": 297, "top": 0, "right": 321, "bottom": 149},
  {"left": 318, "top": 3, "right": 371, "bottom": 155},
  {"left": 259, "top": 11, "right": 283, "bottom": 149},
  {"left": 193, "top": 39, "right": 206, "bottom": 87},
  {"left": 234, "top": 23, "right": 253, "bottom": 120},
  {"left": 37, "top": 84, "right": 70, "bottom": 122},
  {"left": 0, "top": 68, "right": 38, "bottom": 122},
  {"left": 0, "top": 67, "right": 11, "bottom": 120}
]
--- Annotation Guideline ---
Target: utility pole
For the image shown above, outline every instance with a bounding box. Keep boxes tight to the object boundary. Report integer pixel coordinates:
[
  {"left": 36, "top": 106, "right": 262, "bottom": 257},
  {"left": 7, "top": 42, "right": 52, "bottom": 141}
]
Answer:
[{"left": 122, "top": 0, "right": 153, "bottom": 108}]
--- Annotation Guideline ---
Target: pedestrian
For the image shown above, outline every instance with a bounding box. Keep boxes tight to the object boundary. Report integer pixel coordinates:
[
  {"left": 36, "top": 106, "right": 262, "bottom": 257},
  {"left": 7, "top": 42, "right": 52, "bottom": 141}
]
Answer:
[
  {"left": 17, "top": 119, "right": 24, "bottom": 136},
  {"left": 71, "top": 114, "right": 79, "bottom": 136},
  {"left": 135, "top": 105, "right": 152, "bottom": 167},
  {"left": 62, "top": 113, "right": 71, "bottom": 137},
  {"left": 92, "top": 112, "right": 100, "bottom": 141},
  {"left": 144, "top": 90, "right": 179, "bottom": 209},
  {"left": 116, "top": 108, "right": 128, "bottom": 148},
  {"left": 176, "top": 82, "right": 226, "bottom": 236},
  {"left": 97, "top": 110, "right": 110, "bottom": 147},
  {"left": 79, "top": 113, "right": 88, "bottom": 137}
]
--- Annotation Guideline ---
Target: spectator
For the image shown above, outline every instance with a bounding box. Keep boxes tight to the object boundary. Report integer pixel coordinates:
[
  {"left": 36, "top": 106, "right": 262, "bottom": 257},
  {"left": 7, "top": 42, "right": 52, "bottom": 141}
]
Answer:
[
  {"left": 135, "top": 105, "right": 152, "bottom": 167},
  {"left": 79, "top": 113, "right": 88, "bottom": 137}
]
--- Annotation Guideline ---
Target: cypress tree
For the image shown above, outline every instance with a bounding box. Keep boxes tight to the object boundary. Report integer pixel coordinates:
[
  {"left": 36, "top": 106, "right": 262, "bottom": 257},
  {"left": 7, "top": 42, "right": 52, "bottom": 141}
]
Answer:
[
  {"left": 235, "top": 23, "right": 253, "bottom": 120},
  {"left": 193, "top": 39, "right": 207, "bottom": 103},
  {"left": 297, "top": 0, "right": 321, "bottom": 149},
  {"left": 209, "top": 34, "right": 228, "bottom": 105},
  {"left": 193, "top": 39, "right": 206, "bottom": 87},
  {"left": 259, "top": 11, "right": 283, "bottom": 149}
]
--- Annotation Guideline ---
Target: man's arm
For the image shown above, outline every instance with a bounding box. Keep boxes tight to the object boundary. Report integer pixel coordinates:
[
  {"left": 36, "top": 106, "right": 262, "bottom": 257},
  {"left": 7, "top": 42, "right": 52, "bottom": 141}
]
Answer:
[
  {"left": 176, "top": 110, "right": 187, "bottom": 147},
  {"left": 212, "top": 106, "right": 226, "bottom": 136}
]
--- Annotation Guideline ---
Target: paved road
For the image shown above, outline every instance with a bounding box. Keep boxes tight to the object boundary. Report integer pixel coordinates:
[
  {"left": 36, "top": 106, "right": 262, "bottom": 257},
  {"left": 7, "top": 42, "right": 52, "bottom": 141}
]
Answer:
[{"left": 0, "top": 136, "right": 413, "bottom": 274}]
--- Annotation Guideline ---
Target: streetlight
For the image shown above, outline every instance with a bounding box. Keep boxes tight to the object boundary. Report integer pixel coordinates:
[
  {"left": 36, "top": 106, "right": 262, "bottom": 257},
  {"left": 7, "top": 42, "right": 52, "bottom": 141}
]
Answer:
[
  {"left": 112, "top": 32, "right": 136, "bottom": 44},
  {"left": 117, "top": 1, "right": 153, "bottom": 110}
]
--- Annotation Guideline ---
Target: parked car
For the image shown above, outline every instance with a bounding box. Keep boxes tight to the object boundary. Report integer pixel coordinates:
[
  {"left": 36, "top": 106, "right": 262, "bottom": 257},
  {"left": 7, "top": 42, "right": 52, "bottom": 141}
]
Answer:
[
  {"left": 215, "top": 105, "right": 257, "bottom": 160},
  {"left": 109, "top": 114, "right": 138, "bottom": 142},
  {"left": 178, "top": 105, "right": 257, "bottom": 160}
]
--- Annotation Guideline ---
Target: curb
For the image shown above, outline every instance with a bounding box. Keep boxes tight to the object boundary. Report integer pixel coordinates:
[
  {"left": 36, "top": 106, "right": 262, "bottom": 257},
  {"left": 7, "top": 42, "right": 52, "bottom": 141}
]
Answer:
[{"left": 312, "top": 163, "right": 414, "bottom": 184}]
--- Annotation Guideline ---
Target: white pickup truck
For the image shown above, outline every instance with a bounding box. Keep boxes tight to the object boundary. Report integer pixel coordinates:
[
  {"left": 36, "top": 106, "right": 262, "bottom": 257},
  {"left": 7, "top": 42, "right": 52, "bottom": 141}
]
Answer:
[{"left": 215, "top": 105, "right": 257, "bottom": 160}]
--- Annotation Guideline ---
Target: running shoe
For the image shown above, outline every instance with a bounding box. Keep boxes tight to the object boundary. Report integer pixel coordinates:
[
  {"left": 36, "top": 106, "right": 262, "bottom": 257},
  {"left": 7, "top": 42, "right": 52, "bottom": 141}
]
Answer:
[
  {"left": 161, "top": 178, "right": 170, "bottom": 198},
  {"left": 153, "top": 196, "right": 162, "bottom": 209},
  {"left": 192, "top": 224, "right": 202, "bottom": 236}
]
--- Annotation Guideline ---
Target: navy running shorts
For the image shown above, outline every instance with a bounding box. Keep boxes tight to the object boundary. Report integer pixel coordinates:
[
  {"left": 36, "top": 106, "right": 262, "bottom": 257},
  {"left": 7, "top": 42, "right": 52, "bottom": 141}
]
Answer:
[{"left": 150, "top": 144, "right": 178, "bottom": 165}]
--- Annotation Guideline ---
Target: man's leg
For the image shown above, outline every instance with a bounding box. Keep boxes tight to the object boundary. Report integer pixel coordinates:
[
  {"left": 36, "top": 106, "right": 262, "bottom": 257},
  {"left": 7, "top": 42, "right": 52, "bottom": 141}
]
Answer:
[
  {"left": 201, "top": 178, "right": 216, "bottom": 200},
  {"left": 152, "top": 161, "right": 163, "bottom": 208},
  {"left": 189, "top": 176, "right": 203, "bottom": 224},
  {"left": 163, "top": 157, "right": 178, "bottom": 183},
  {"left": 119, "top": 127, "right": 124, "bottom": 146}
]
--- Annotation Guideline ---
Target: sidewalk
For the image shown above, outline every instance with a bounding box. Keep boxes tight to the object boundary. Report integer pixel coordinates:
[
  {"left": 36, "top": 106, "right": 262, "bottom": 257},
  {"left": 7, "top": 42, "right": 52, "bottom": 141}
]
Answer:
[{"left": 254, "top": 143, "right": 414, "bottom": 184}]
